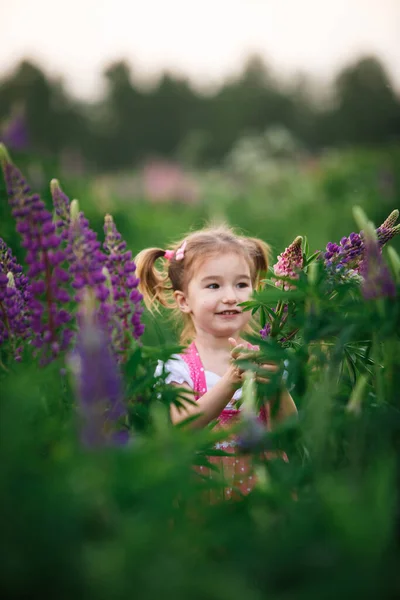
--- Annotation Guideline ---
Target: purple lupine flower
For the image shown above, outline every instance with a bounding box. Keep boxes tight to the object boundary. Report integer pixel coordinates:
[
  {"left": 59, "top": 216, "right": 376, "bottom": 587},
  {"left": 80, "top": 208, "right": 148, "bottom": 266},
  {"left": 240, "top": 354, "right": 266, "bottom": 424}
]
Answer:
[
  {"left": 260, "top": 304, "right": 289, "bottom": 342},
  {"left": 68, "top": 201, "right": 109, "bottom": 304},
  {"left": 103, "top": 214, "right": 145, "bottom": 353},
  {"left": 260, "top": 323, "right": 271, "bottom": 340},
  {"left": 0, "top": 239, "right": 32, "bottom": 360},
  {"left": 324, "top": 232, "right": 364, "bottom": 273},
  {"left": 359, "top": 233, "right": 396, "bottom": 300},
  {"left": 69, "top": 292, "right": 129, "bottom": 448},
  {"left": 273, "top": 236, "right": 303, "bottom": 290},
  {"left": 324, "top": 210, "right": 400, "bottom": 276},
  {"left": 0, "top": 146, "right": 73, "bottom": 361}
]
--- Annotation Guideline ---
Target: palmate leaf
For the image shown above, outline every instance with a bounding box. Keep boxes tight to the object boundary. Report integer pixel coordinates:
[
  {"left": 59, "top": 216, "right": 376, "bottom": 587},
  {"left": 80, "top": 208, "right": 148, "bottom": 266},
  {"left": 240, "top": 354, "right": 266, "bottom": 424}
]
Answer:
[
  {"left": 243, "top": 287, "right": 305, "bottom": 309},
  {"left": 122, "top": 345, "right": 143, "bottom": 379}
]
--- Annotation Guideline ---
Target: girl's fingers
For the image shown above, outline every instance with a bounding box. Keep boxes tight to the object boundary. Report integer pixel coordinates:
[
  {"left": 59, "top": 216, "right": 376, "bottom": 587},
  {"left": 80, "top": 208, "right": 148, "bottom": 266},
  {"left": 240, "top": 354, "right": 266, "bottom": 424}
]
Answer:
[
  {"left": 256, "top": 363, "right": 279, "bottom": 383},
  {"left": 261, "top": 363, "right": 278, "bottom": 372},
  {"left": 231, "top": 345, "right": 245, "bottom": 359},
  {"left": 256, "top": 377, "right": 271, "bottom": 384}
]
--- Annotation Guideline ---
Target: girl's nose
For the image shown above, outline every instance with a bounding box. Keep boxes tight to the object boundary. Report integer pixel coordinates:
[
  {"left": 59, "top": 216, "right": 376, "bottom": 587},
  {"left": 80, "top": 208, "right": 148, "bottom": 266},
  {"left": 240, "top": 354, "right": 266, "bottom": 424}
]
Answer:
[{"left": 222, "top": 289, "right": 237, "bottom": 303}]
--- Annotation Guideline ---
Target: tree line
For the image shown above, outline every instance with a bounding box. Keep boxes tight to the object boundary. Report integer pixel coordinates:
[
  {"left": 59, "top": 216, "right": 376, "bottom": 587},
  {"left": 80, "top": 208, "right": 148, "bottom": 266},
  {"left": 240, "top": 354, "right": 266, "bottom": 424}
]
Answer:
[{"left": 0, "top": 55, "right": 399, "bottom": 171}]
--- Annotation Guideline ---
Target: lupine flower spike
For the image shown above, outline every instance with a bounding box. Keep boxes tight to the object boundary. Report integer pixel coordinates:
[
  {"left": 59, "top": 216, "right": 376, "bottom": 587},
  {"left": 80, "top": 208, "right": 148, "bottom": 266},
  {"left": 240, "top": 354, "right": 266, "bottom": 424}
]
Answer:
[
  {"left": 103, "top": 214, "right": 145, "bottom": 355},
  {"left": 68, "top": 290, "right": 129, "bottom": 448},
  {"left": 0, "top": 144, "right": 72, "bottom": 362},
  {"left": 0, "top": 239, "right": 32, "bottom": 360},
  {"left": 68, "top": 199, "right": 110, "bottom": 309},
  {"left": 376, "top": 209, "right": 400, "bottom": 247},
  {"left": 273, "top": 236, "right": 303, "bottom": 290}
]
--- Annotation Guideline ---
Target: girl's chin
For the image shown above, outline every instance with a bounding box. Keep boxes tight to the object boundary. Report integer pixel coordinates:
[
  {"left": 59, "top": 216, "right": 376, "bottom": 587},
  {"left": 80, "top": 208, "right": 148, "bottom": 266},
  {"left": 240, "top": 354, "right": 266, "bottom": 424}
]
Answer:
[{"left": 213, "top": 322, "right": 247, "bottom": 336}]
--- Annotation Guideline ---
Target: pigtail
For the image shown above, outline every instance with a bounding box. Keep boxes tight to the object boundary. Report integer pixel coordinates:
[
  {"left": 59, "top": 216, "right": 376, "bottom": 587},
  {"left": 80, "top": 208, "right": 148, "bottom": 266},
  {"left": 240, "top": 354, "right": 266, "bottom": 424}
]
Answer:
[
  {"left": 135, "top": 247, "right": 170, "bottom": 312},
  {"left": 241, "top": 237, "right": 271, "bottom": 286}
]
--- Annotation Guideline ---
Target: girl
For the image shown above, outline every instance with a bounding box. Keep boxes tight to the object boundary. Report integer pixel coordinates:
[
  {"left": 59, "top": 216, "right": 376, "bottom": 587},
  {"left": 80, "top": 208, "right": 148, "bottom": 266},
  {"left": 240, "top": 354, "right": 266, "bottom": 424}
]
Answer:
[{"left": 136, "top": 224, "right": 297, "bottom": 499}]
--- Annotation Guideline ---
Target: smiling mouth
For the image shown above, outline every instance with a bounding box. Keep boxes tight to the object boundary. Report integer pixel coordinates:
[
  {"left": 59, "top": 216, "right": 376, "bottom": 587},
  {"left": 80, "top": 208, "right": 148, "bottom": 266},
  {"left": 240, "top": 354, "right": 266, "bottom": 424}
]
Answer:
[{"left": 216, "top": 310, "right": 241, "bottom": 315}]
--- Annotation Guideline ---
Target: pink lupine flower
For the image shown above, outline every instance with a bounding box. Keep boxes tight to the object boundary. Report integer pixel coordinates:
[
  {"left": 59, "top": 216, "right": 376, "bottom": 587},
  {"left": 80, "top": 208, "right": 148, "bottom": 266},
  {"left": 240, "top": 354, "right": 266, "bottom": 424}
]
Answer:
[
  {"left": 142, "top": 160, "right": 199, "bottom": 204},
  {"left": 273, "top": 236, "right": 303, "bottom": 290}
]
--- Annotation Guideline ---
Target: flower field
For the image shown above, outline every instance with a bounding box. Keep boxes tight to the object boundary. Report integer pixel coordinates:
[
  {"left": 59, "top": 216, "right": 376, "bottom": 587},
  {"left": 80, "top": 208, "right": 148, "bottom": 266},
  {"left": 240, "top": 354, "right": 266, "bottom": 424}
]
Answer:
[{"left": 1, "top": 142, "right": 400, "bottom": 599}]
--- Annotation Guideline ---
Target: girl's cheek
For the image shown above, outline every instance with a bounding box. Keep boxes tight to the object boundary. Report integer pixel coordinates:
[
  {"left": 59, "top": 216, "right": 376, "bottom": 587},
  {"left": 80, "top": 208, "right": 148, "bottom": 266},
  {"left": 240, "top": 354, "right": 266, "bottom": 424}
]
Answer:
[{"left": 242, "top": 311, "right": 251, "bottom": 324}]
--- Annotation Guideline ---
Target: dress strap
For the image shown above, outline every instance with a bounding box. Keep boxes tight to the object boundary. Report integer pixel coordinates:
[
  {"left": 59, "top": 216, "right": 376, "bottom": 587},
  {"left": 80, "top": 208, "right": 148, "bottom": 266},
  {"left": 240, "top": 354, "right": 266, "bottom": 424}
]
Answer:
[
  {"left": 181, "top": 342, "right": 207, "bottom": 400},
  {"left": 181, "top": 341, "right": 268, "bottom": 425}
]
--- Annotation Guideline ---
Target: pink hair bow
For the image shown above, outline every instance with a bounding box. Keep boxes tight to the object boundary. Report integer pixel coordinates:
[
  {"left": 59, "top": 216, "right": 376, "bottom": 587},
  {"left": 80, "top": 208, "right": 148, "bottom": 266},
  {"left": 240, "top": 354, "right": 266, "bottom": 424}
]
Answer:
[
  {"left": 175, "top": 240, "right": 187, "bottom": 261},
  {"left": 164, "top": 240, "right": 186, "bottom": 261}
]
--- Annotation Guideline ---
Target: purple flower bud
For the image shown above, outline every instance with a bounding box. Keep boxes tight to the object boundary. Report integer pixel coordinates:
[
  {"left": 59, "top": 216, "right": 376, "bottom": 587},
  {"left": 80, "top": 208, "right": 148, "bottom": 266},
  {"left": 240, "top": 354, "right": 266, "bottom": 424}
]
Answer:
[
  {"left": 50, "top": 179, "right": 71, "bottom": 226},
  {"left": 380, "top": 209, "right": 399, "bottom": 229},
  {"left": 260, "top": 323, "right": 271, "bottom": 339}
]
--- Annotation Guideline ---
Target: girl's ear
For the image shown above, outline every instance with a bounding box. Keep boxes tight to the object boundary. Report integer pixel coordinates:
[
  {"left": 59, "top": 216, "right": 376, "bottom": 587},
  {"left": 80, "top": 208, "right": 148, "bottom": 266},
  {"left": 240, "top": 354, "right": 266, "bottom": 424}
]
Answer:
[{"left": 173, "top": 290, "right": 191, "bottom": 313}]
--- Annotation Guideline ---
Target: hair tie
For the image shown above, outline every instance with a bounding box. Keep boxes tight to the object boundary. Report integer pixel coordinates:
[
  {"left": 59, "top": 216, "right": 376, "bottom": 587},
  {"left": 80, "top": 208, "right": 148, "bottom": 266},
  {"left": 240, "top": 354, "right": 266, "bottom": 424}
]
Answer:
[
  {"left": 164, "top": 241, "right": 187, "bottom": 262},
  {"left": 164, "top": 250, "right": 175, "bottom": 261}
]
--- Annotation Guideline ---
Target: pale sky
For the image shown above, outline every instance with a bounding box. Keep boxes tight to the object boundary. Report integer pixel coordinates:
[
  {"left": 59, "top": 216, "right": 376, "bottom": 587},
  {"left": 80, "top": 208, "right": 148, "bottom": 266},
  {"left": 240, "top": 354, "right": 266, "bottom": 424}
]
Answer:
[{"left": 1, "top": 0, "right": 400, "bottom": 99}]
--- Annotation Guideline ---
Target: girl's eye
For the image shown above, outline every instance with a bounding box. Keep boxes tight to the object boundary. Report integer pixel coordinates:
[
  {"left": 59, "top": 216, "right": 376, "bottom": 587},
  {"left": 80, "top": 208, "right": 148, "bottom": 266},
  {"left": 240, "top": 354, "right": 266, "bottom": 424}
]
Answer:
[
  {"left": 207, "top": 283, "right": 219, "bottom": 289},
  {"left": 237, "top": 282, "right": 249, "bottom": 288}
]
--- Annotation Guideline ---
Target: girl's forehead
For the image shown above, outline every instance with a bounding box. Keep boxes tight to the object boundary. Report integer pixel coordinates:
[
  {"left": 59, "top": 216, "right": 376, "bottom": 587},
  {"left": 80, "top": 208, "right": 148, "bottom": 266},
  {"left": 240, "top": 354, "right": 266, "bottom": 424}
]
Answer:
[{"left": 193, "top": 251, "right": 251, "bottom": 275}]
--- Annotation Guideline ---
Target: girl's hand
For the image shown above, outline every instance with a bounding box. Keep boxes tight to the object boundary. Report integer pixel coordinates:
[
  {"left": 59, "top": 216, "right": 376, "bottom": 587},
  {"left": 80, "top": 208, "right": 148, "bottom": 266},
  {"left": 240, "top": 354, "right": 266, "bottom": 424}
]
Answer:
[
  {"left": 228, "top": 337, "right": 278, "bottom": 384},
  {"left": 256, "top": 362, "right": 279, "bottom": 384},
  {"left": 227, "top": 337, "right": 247, "bottom": 384}
]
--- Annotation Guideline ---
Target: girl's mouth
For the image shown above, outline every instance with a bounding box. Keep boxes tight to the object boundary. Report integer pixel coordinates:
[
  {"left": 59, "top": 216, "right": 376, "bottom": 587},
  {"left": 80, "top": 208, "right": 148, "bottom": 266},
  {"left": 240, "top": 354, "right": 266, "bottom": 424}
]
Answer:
[{"left": 216, "top": 310, "right": 241, "bottom": 315}]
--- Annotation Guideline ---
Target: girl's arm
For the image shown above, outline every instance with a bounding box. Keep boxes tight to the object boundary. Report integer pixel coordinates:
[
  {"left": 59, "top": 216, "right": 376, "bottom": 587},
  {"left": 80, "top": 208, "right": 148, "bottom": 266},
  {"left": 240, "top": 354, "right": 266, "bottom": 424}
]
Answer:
[
  {"left": 170, "top": 365, "right": 240, "bottom": 429},
  {"left": 255, "top": 362, "right": 297, "bottom": 428},
  {"left": 269, "top": 387, "right": 297, "bottom": 428}
]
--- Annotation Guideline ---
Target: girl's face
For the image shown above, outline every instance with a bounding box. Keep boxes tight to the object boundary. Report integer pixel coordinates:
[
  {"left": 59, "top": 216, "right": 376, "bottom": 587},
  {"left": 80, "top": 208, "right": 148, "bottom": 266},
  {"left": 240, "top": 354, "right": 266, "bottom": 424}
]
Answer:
[{"left": 174, "top": 252, "right": 253, "bottom": 339}]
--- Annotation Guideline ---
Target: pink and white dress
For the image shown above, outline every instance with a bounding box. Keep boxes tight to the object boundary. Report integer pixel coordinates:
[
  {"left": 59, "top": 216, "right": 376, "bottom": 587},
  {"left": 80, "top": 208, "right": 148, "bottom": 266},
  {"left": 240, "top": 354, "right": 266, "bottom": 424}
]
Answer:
[{"left": 156, "top": 341, "right": 268, "bottom": 500}]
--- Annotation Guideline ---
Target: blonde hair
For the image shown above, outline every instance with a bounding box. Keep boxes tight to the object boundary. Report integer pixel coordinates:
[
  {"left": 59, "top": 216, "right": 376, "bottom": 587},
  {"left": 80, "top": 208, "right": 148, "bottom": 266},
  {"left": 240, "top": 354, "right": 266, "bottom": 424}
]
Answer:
[{"left": 135, "top": 224, "right": 270, "bottom": 344}]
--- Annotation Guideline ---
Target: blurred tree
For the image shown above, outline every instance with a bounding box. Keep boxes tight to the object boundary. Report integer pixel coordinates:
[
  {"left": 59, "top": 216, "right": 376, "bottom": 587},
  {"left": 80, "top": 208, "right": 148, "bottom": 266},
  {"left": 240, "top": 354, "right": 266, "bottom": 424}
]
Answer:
[
  {"left": 98, "top": 61, "right": 203, "bottom": 168},
  {"left": 0, "top": 55, "right": 399, "bottom": 170},
  {"left": 319, "top": 56, "right": 400, "bottom": 146},
  {"left": 99, "top": 61, "right": 146, "bottom": 167},
  {"left": 0, "top": 60, "right": 89, "bottom": 160},
  {"left": 202, "top": 56, "right": 295, "bottom": 161}
]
